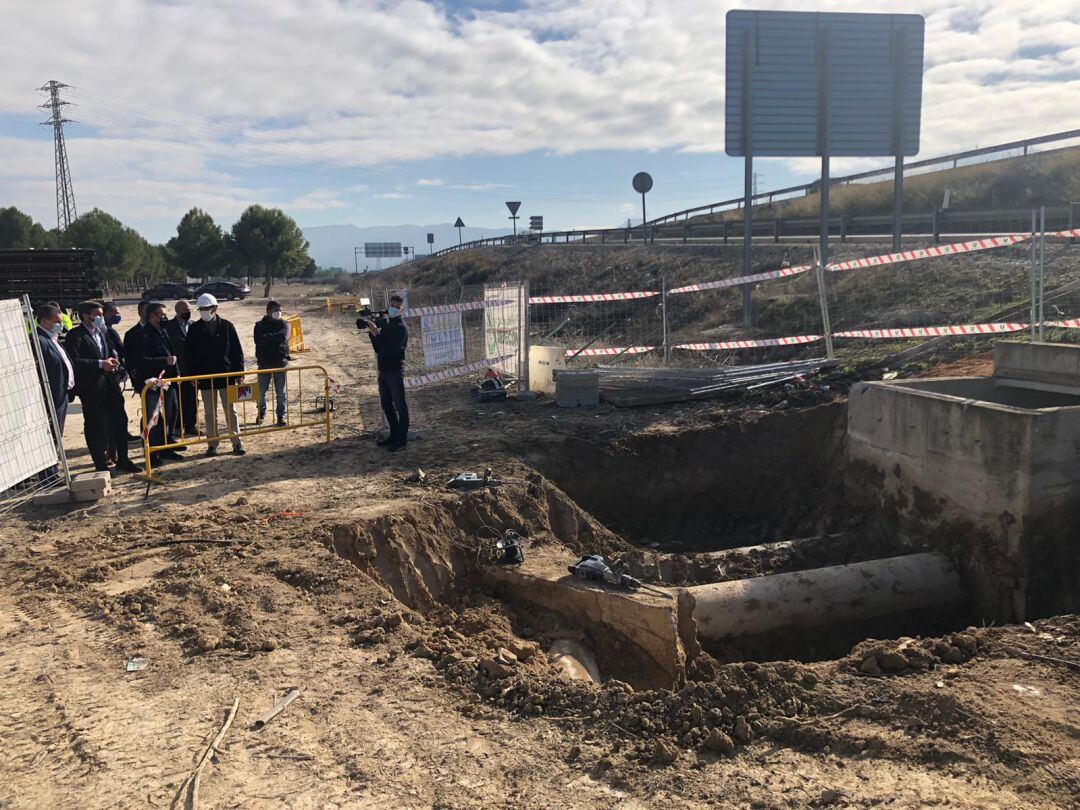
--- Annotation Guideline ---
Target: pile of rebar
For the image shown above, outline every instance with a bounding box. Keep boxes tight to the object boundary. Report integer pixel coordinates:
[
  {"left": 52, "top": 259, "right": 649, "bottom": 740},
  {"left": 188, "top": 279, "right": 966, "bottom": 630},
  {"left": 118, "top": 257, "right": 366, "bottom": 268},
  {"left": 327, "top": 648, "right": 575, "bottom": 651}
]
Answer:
[{"left": 593, "top": 358, "right": 832, "bottom": 407}]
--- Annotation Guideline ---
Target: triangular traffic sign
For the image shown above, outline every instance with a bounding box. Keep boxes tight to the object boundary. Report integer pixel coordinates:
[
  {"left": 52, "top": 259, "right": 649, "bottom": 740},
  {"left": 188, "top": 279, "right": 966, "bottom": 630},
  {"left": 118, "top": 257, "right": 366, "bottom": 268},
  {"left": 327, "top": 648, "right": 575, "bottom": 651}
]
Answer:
[
  {"left": 505, "top": 201, "right": 521, "bottom": 216},
  {"left": 453, "top": 217, "right": 465, "bottom": 228}
]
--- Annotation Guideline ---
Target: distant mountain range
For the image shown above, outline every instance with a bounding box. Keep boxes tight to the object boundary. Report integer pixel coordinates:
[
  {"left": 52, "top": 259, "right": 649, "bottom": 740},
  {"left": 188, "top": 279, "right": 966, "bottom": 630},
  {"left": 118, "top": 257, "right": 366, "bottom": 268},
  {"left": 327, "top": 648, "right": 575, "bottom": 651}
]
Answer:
[{"left": 302, "top": 223, "right": 507, "bottom": 270}]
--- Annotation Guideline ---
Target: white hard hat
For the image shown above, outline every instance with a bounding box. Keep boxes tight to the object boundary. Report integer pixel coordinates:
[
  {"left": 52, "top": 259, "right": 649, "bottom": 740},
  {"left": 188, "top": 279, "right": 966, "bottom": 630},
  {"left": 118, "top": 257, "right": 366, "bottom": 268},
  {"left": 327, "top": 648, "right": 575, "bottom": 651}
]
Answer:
[{"left": 196, "top": 293, "right": 218, "bottom": 308}]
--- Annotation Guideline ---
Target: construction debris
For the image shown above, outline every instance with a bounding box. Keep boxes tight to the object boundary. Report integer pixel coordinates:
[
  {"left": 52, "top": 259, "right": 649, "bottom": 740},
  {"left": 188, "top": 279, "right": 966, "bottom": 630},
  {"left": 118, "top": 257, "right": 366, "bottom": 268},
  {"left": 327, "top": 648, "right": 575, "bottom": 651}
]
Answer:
[
  {"left": 555, "top": 370, "right": 600, "bottom": 407},
  {"left": 591, "top": 358, "right": 832, "bottom": 407},
  {"left": 252, "top": 688, "right": 301, "bottom": 731}
]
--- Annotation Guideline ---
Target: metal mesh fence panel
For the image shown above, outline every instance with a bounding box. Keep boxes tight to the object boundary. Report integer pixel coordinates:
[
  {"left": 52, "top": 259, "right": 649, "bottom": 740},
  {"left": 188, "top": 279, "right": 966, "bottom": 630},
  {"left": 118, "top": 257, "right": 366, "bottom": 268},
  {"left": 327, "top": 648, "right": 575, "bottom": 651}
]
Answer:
[{"left": 0, "top": 296, "right": 68, "bottom": 511}]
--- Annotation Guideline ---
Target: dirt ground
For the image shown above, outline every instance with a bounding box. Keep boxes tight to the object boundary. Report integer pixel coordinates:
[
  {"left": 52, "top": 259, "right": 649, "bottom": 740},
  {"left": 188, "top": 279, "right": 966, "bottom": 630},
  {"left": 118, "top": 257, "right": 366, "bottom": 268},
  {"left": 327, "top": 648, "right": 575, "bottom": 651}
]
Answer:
[{"left": 1, "top": 286, "right": 1078, "bottom": 808}]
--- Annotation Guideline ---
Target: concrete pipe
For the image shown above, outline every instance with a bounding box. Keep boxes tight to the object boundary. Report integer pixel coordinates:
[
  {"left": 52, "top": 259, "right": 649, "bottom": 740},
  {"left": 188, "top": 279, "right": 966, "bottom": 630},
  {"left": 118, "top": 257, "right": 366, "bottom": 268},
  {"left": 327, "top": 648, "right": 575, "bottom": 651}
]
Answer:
[{"left": 687, "top": 552, "right": 963, "bottom": 642}]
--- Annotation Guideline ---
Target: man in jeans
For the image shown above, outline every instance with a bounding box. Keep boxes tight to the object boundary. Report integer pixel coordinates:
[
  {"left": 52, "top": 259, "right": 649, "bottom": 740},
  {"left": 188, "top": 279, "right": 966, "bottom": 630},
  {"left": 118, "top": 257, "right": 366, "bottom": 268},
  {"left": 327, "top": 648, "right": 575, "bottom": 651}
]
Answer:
[
  {"left": 254, "top": 299, "right": 290, "bottom": 426},
  {"left": 366, "top": 293, "right": 409, "bottom": 451},
  {"left": 184, "top": 293, "right": 246, "bottom": 456}
]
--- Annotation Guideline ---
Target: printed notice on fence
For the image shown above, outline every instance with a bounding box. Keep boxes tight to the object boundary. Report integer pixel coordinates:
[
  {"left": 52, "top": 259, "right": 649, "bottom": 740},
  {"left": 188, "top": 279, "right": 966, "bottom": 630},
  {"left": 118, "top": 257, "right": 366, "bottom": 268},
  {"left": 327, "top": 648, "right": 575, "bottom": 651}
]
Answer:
[{"left": 421, "top": 312, "right": 465, "bottom": 367}]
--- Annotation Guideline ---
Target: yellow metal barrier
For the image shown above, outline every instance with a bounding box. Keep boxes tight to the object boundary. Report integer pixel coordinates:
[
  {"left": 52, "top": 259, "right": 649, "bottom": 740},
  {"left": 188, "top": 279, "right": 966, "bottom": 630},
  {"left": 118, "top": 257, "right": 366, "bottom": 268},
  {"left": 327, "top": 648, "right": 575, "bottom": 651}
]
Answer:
[
  {"left": 325, "top": 295, "right": 359, "bottom": 313},
  {"left": 286, "top": 314, "right": 307, "bottom": 353},
  {"left": 138, "top": 364, "right": 332, "bottom": 483}
]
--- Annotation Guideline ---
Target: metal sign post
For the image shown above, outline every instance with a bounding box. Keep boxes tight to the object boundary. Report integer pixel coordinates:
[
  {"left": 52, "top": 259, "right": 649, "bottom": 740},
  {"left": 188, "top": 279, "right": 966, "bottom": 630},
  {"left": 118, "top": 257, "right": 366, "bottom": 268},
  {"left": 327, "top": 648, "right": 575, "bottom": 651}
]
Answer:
[
  {"left": 818, "top": 25, "right": 834, "bottom": 360},
  {"left": 632, "top": 172, "right": 653, "bottom": 236},
  {"left": 1039, "top": 206, "right": 1046, "bottom": 340},
  {"left": 454, "top": 217, "right": 465, "bottom": 246},
  {"left": 726, "top": 11, "right": 924, "bottom": 347},
  {"left": 892, "top": 26, "right": 908, "bottom": 251},
  {"left": 426, "top": 232, "right": 434, "bottom": 254},
  {"left": 506, "top": 202, "right": 521, "bottom": 237},
  {"left": 741, "top": 28, "right": 754, "bottom": 328}
]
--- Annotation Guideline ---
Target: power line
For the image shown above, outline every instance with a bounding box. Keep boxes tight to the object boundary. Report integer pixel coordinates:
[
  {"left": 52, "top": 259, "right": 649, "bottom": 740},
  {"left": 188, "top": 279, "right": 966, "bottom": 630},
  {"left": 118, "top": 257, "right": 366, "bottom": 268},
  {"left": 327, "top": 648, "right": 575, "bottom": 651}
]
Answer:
[{"left": 39, "top": 80, "right": 77, "bottom": 230}]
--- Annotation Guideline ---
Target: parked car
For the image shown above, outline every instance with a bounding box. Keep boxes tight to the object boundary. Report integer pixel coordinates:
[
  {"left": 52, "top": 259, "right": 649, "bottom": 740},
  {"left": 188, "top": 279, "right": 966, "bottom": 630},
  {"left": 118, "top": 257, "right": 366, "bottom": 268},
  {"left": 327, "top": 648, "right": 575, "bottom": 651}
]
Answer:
[
  {"left": 141, "top": 282, "right": 195, "bottom": 301},
  {"left": 193, "top": 281, "right": 251, "bottom": 301}
]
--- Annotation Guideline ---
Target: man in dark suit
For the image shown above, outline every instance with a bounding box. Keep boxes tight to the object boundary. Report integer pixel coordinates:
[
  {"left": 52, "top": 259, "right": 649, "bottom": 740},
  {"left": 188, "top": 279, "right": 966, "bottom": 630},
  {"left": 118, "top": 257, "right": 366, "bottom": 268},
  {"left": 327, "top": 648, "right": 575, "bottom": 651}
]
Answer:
[
  {"left": 185, "top": 293, "right": 246, "bottom": 456},
  {"left": 134, "top": 301, "right": 185, "bottom": 465},
  {"left": 101, "top": 299, "right": 139, "bottom": 453},
  {"left": 165, "top": 299, "right": 198, "bottom": 436},
  {"left": 64, "top": 300, "right": 140, "bottom": 475},
  {"left": 34, "top": 302, "right": 73, "bottom": 433}
]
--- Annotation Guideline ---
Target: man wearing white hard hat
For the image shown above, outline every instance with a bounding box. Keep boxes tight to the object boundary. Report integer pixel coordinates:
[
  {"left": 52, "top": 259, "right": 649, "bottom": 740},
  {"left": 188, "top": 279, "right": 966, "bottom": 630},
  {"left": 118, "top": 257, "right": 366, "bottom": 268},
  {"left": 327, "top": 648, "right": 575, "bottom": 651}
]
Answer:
[{"left": 183, "top": 293, "right": 246, "bottom": 456}]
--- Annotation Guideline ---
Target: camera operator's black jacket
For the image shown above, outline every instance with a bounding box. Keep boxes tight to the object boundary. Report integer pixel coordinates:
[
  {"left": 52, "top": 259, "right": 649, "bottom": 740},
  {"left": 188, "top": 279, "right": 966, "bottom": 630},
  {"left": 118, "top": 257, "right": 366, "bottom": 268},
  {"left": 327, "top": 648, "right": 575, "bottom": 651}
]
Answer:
[{"left": 369, "top": 317, "right": 408, "bottom": 372}]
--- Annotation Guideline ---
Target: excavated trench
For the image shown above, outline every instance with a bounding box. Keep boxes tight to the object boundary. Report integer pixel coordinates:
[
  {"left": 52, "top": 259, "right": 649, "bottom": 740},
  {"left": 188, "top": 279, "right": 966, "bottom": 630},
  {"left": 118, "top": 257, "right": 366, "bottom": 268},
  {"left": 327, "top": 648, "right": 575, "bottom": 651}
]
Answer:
[{"left": 327, "top": 404, "right": 976, "bottom": 691}]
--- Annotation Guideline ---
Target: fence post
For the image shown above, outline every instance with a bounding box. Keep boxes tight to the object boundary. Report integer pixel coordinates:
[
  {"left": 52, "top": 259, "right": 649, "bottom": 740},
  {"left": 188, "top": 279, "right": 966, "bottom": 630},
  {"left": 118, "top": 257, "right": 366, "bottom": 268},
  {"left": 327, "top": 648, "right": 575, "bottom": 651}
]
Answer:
[
  {"left": 661, "top": 273, "right": 670, "bottom": 365},
  {"left": 1071, "top": 201, "right": 1079, "bottom": 245},
  {"left": 1039, "top": 206, "right": 1046, "bottom": 341},
  {"left": 601, "top": 230, "right": 606, "bottom": 245},
  {"left": 722, "top": 220, "right": 728, "bottom": 244},
  {"left": 624, "top": 228, "right": 629, "bottom": 244},
  {"left": 522, "top": 279, "right": 531, "bottom": 390},
  {"left": 682, "top": 225, "right": 689, "bottom": 244},
  {"left": 1029, "top": 209, "right": 1037, "bottom": 342},
  {"left": 773, "top": 218, "right": 781, "bottom": 243},
  {"left": 840, "top": 214, "right": 849, "bottom": 243},
  {"left": 932, "top": 209, "right": 942, "bottom": 244},
  {"left": 814, "top": 248, "right": 835, "bottom": 360}
]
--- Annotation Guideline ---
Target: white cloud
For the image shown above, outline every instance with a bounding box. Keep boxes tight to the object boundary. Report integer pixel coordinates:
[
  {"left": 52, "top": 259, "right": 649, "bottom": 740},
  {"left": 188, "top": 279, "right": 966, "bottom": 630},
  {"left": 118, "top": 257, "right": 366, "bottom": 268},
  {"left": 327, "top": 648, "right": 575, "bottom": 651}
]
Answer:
[
  {"left": 375, "top": 192, "right": 412, "bottom": 200},
  {"left": 3, "top": 0, "right": 1079, "bottom": 228}
]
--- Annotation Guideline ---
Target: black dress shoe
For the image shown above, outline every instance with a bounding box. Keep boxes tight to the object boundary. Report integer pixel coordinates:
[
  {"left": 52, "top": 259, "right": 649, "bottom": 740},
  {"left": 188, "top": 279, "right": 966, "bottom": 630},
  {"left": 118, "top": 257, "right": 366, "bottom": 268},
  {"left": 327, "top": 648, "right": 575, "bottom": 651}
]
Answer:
[
  {"left": 115, "top": 460, "right": 141, "bottom": 473},
  {"left": 387, "top": 441, "right": 406, "bottom": 452},
  {"left": 161, "top": 450, "right": 187, "bottom": 461},
  {"left": 376, "top": 435, "right": 396, "bottom": 446}
]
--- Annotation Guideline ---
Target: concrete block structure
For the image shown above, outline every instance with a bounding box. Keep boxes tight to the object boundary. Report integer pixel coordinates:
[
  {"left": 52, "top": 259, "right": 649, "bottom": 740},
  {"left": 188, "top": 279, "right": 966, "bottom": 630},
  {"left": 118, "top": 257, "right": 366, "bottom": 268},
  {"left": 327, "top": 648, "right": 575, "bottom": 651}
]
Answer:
[{"left": 847, "top": 342, "right": 1080, "bottom": 623}]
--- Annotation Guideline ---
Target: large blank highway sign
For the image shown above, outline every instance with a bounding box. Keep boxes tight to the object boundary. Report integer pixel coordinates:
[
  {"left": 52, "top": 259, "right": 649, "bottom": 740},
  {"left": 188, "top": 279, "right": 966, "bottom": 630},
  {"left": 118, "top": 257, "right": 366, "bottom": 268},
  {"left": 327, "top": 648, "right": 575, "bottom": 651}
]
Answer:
[{"left": 726, "top": 10, "right": 924, "bottom": 157}]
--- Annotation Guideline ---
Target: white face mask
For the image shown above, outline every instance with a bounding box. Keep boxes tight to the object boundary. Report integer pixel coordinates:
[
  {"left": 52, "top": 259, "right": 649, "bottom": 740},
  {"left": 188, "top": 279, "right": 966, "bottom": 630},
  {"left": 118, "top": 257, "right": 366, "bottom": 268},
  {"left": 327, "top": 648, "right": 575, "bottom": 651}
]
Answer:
[
  {"left": 50, "top": 321, "right": 63, "bottom": 335},
  {"left": 199, "top": 310, "right": 214, "bottom": 322},
  {"left": 270, "top": 311, "right": 281, "bottom": 320}
]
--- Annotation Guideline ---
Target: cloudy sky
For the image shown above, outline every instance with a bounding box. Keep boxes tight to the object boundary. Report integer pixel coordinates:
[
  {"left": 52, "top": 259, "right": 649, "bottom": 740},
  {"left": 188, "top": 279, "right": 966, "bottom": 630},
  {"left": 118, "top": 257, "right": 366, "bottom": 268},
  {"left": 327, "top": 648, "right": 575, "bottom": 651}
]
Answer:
[{"left": 3, "top": 0, "right": 1079, "bottom": 244}]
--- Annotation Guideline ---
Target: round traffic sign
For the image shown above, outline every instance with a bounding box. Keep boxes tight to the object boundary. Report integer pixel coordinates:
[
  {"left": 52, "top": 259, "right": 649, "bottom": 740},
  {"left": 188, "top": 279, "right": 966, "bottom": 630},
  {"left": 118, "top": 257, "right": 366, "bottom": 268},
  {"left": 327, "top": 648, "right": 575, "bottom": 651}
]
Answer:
[{"left": 632, "top": 172, "right": 653, "bottom": 194}]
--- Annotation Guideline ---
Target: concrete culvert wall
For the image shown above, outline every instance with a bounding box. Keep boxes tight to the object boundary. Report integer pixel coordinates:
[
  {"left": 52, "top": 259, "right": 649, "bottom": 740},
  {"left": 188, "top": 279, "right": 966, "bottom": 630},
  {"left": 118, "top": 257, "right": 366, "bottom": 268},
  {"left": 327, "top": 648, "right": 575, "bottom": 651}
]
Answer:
[{"left": 527, "top": 403, "right": 847, "bottom": 552}]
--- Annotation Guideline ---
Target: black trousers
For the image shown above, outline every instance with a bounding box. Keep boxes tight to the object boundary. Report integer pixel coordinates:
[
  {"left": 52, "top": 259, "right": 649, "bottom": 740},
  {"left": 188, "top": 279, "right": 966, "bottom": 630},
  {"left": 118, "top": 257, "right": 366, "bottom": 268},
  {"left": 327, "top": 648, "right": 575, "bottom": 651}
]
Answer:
[
  {"left": 377, "top": 369, "right": 409, "bottom": 441},
  {"left": 175, "top": 380, "right": 198, "bottom": 436},
  {"left": 83, "top": 388, "right": 129, "bottom": 469}
]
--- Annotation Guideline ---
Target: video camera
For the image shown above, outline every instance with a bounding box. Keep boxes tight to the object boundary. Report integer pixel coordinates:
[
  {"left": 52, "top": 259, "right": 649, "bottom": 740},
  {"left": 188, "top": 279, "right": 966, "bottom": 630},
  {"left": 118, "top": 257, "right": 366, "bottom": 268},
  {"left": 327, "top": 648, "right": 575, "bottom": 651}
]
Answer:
[{"left": 356, "top": 307, "right": 390, "bottom": 330}]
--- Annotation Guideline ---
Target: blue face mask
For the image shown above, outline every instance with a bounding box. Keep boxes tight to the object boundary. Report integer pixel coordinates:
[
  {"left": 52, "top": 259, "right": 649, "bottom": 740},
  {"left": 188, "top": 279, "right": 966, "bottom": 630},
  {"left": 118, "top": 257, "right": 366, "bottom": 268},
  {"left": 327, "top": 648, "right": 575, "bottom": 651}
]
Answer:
[
  {"left": 50, "top": 322, "right": 63, "bottom": 335},
  {"left": 110, "top": 313, "right": 121, "bottom": 325},
  {"left": 92, "top": 315, "right": 106, "bottom": 330},
  {"left": 387, "top": 306, "right": 401, "bottom": 318}
]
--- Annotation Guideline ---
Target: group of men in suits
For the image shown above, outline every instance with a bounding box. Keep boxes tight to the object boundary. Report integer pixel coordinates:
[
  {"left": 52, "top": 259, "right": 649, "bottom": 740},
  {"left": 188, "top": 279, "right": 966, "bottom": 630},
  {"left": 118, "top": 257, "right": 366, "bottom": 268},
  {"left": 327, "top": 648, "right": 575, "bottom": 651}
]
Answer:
[{"left": 33, "top": 292, "right": 256, "bottom": 476}]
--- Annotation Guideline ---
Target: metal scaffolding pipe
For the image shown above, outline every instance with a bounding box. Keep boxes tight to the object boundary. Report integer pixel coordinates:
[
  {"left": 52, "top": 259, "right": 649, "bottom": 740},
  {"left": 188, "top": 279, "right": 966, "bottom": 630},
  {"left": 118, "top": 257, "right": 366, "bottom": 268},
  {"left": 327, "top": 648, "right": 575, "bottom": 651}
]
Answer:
[{"left": 687, "top": 552, "right": 963, "bottom": 641}]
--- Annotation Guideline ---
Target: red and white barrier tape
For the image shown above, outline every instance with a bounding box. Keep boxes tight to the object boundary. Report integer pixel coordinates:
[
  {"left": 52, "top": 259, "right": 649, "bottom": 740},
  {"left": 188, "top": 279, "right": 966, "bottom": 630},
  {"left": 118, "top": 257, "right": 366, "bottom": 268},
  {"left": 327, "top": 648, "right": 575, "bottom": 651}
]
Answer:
[
  {"left": 833, "top": 322, "right": 1027, "bottom": 338},
  {"left": 675, "top": 335, "right": 823, "bottom": 350},
  {"left": 404, "top": 354, "right": 514, "bottom": 389},
  {"left": 1043, "top": 319, "right": 1080, "bottom": 328},
  {"left": 827, "top": 235, "right": 1030, "bottom": 272},
  {"left": 1049, "top": 229, "right": 1080, "bottom": 238},
  {"left": 529, "top": 291, "right": 659, "bottom": 304},
  {"left": 565, "top": 345, "right": 656, "bottom": 357},
  {"left": 670, "top": 264, "right": 813, "bottom": 295},
  {"left": 403, "top": 299, "right": 512, "bottom": 317}
]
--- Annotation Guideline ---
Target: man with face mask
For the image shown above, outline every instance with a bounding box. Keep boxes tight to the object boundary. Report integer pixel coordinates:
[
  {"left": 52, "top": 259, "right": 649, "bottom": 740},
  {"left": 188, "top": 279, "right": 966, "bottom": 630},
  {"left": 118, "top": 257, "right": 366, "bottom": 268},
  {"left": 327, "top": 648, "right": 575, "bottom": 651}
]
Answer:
[
  {"left": 134, "top": 301, "right": 184, "bottom": 465},
  {"left": 366, "top": 293, "right": 410, "bottom": 451},
  {"left": 165, "top": 299, "right": 198, "bottom": 436},
  {"left": 253, "top": 299, "right": 291, "bottom": 426},
  {"left": 34, "top": 302, "right": 74, "bottom": 435},
  {"left": 64, "top": 301, "right": 140, "bottom": 474},
  {"left": 184, "top": 293, "right": 246, "bottom": 456}
]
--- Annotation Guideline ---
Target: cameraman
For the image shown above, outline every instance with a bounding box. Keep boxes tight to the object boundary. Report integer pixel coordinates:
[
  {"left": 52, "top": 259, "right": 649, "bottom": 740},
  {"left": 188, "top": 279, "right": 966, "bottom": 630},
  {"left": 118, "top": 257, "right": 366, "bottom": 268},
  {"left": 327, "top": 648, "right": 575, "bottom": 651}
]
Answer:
[{"left": 365, "top": 294, "right": 409, "bottom": 451}]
